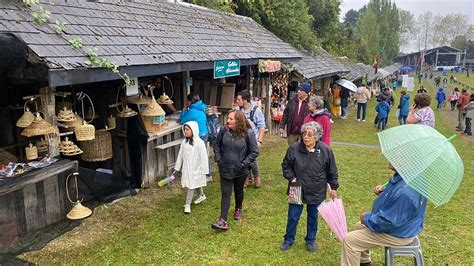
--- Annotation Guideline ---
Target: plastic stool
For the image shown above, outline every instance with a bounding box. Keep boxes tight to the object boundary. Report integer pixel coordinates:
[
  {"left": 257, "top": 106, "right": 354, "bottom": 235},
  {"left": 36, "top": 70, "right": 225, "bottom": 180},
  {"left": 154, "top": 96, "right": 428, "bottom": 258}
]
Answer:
[{"left": 385, "top": 236, "right": 424, "bottom": 266}]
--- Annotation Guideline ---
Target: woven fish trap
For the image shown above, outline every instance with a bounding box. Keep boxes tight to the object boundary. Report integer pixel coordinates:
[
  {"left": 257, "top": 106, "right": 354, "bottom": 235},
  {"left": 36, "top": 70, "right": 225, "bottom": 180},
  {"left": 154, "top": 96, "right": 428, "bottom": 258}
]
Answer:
[
  {"left": 79, "top": 130, "right": 112, "bottom": 162},
  {"left": 16, "top": 108, "right": 35, "bottom": 128},
  {"left": 21, "top": 114, "right": 59, "bottom": 138},
  {"left": 57, "top": 107, "right": 76, "bottom": 122},
  {"left": 75, "top": 123, "right": 95, "bottom": 141},
  {"left": 59, "top": 137, "right": 83, "bottom": 156}
]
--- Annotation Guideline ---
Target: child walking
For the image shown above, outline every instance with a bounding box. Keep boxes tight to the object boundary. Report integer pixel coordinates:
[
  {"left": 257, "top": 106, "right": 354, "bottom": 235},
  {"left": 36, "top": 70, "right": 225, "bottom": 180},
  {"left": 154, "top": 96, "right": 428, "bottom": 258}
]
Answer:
[
  {"left": 375, "top": 96, "right": 391, "bottom": 131},
  {"left": 174, "top": 121, "right": 208, "bottom": 214}
]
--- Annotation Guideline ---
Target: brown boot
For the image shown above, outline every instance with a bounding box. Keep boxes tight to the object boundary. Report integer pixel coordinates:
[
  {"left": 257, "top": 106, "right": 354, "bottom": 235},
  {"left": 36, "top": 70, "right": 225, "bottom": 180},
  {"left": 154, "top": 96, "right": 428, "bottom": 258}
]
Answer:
[
  {"left": 254, "top": 176, "right": 262, "bottom": 188},
  {"left": 244, "top": 178, "right": 253, "bottom": 188}
]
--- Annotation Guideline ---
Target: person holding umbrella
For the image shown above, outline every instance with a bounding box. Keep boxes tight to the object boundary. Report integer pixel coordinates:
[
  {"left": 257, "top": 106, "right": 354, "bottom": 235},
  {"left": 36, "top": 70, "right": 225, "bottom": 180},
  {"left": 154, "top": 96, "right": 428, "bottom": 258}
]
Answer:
[
  {"left": 280, "top": 121, "right": 339, "bottom": 252},
  {"left": 341, "top": 125, "right": 464, "bottom": 266}
]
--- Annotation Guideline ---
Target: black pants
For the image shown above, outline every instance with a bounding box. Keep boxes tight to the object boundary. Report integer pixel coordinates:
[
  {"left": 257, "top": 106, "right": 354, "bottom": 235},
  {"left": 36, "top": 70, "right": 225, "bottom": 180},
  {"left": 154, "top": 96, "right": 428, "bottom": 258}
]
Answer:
[
  {"left": 220, "top": 175, "right": 246, "bottom": 221},
  {"left": 450, "top": 100, "right": 457, "bottom": 110},
  {"left": 465, "top": 118, "right": 472, "bottom": 135}
]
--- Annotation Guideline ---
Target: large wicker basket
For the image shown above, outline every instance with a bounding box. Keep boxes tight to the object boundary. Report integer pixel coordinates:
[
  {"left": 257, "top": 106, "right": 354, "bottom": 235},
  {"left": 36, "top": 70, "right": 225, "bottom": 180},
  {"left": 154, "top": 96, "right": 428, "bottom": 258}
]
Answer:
[{"left": 79, "top": 130, "right": 113, "bottom": 162}]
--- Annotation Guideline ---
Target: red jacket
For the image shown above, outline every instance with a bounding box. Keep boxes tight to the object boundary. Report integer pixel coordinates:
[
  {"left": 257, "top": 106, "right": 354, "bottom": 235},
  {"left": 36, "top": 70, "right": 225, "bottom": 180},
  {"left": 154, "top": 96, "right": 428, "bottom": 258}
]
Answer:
[
  {"left": 457, "top": 93, "right": 470, "bottom": 111},
  {"left": 303, "top": 111, "right": 332, "bottom": 146}
]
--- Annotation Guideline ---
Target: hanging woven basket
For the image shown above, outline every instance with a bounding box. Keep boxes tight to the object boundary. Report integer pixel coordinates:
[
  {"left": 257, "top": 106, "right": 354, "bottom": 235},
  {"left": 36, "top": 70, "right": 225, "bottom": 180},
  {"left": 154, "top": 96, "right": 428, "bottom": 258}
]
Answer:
[
  {"left": 25, "top": 143, "right": 38, "bottom": 161},
  {"left": 63, "top": 113, "right": 83, "bottom": 130},
  {"left": 57, "top": 107, "right": 76, "bottom": 122},
  {"left": 21, "top": 113, "right": 59, "bottom": 138},
  {"left": 75, "top": 122, "right": 95, "bottom": 141},
  {"left": 107, "top": 115, "right": 116, "bottom": 130},
  {"left": 79, "top": 130, "right": 113, "bottom": 162},
  {"left": 59, "top": 137, "right": 83, "bottom": 156},
  {"left": 16, "top": 107, "right": 35, "bottom": 128}
]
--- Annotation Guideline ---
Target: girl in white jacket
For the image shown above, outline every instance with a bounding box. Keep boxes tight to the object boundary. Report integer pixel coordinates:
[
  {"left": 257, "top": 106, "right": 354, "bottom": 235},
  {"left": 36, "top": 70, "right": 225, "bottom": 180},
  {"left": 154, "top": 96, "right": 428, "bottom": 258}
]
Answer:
[{"left": 174, "top": 121, "right": 208, "bottom": 214}]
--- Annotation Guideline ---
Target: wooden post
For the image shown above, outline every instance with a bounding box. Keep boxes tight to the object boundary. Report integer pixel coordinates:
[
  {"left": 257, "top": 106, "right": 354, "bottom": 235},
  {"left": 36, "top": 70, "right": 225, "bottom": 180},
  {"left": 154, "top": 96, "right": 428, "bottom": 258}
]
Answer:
[
  {"left": 39, "top": 87, "right": 60, "bottom": 157},
  {"left": 435, "top": 51, "right": 439, "bottom": 69},
  {"left": 265, "top": 76, "right": 271, "bottom": 130},
  {"left": 182, "top": 71, "right": 190, "bottom": 104}
]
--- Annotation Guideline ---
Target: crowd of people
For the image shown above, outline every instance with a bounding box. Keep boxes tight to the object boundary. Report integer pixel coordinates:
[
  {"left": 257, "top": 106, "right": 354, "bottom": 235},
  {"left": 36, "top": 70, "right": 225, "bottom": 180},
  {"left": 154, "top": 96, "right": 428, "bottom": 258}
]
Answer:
[{"left": 170, "top": 73, "right": 470, "bottom": 264}]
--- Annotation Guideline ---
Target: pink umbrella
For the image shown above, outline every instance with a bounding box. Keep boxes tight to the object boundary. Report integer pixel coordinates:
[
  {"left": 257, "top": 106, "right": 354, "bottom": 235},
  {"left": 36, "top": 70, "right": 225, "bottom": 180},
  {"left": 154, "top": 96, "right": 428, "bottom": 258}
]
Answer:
[{"left": 318, "top": 198, "right": 348, "bottom": 242}]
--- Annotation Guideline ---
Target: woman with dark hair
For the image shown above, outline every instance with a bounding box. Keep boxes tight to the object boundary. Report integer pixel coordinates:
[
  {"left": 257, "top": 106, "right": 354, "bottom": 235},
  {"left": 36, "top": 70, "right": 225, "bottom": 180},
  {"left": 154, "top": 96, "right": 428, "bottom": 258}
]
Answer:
[
  {"left": 212, "top": 110, "right": 259, "bottom": 230},
  {"left": 407, "top": 93, "right": 435, "bottom": 127}
]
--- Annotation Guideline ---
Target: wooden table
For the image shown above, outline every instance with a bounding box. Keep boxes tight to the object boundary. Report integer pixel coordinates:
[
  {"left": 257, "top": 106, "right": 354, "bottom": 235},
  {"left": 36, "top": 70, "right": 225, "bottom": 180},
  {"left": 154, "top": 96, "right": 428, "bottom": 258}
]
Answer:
[{"left": 0, "top": 159, "right": 78, "bottom": 252}]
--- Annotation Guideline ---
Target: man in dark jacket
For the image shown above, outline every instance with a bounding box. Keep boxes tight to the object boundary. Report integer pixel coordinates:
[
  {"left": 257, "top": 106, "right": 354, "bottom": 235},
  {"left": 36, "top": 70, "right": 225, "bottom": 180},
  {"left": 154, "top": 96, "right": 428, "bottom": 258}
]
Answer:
[
  {"left": 280, "top": 121, "right": 339, "bottom": 252},
  {"left": 279, "top": 82, "right": 311, "bottom": 145},
  {"left": 340, "top": 88, "right": 351, "bottom": 119}
]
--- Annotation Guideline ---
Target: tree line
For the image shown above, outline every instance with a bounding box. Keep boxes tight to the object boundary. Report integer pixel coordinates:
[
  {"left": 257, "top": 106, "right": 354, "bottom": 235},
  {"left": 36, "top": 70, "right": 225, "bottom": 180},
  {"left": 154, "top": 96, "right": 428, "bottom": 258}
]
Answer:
[{"left": 185, "top": 0, "right": 472, "bottom": 65}]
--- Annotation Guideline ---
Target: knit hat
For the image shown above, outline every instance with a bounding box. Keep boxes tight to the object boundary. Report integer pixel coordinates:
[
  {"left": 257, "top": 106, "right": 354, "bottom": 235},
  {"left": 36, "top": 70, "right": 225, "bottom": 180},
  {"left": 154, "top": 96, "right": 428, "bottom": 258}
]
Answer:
[{"left": 298, "top": 82, "right": 311, "bottom": 94}]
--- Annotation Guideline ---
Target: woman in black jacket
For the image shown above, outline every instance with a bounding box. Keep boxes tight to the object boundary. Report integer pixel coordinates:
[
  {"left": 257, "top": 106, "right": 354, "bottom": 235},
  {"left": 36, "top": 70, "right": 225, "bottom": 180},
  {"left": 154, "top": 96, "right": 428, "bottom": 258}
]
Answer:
[
  {"left": 212, "top": 110, "right": 259, "bottom": 230},
  {"left": 280, "top": 121, "right": 339, "bottom": 252}
]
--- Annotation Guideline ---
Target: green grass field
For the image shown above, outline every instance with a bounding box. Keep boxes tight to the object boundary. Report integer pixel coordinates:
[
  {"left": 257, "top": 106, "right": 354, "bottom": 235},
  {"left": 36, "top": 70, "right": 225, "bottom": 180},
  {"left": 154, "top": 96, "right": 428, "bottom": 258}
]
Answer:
[{"left": 18, "top": 77, "right": 474, "bottom": 264}]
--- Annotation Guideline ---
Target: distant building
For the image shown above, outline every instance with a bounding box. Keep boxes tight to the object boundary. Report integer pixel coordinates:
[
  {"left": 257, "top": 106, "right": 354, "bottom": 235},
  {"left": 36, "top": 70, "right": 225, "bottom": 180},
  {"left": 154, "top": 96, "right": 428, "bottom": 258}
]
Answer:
[{"left": 395, "top": 46, "right": 467, "bottom": 69}]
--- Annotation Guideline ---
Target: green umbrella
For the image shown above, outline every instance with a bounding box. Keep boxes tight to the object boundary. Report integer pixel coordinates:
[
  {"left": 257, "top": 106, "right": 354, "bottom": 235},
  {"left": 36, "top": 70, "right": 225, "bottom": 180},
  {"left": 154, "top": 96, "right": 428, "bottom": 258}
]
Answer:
[{"left": 378, "top": 124, "right": 464, "bottom": 207}]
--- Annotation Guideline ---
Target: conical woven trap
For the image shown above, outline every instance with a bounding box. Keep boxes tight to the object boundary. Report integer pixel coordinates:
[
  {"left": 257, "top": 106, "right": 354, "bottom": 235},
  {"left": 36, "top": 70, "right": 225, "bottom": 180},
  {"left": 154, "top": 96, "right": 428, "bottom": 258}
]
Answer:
[
  {"left": 16, "top": 108, "right": 35, "bottom": 128},
  {"left": 117, "top": 105, "right": 138, "bottom": 118},
  {"left": 141, "top": 97, "right": 165, "bottom": 116},
  {"left": 57, "top": 107, "right": 76, "bottom": 122},
  {"left": 157, "top": 94, "right": 173, "bottom": 105},
  {"left": 59, "top": 137, "right": 83, "bottom": 156},
  {"left": 21, "top": 114, "right": 59, "bottom": 137},
  {"left": 63, "top": 113, "right": 84, "bottom": 130}
]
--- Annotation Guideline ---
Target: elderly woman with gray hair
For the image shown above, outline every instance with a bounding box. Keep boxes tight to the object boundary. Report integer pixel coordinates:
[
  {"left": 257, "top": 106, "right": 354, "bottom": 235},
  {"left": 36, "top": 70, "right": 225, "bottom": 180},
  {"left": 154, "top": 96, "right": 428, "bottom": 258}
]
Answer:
[
  {"left": 303, "top": 96, "right": 333, "bottom": 145},
  {"left": 280, "top": 121, "right": 339, "bottom": 252}
]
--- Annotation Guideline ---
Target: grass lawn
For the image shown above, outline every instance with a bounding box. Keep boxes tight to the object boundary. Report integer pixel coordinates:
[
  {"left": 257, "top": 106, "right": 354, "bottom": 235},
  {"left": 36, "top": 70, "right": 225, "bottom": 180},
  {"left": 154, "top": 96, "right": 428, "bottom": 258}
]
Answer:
[{"left": 17, "top": 77, "right": 474, "bottom": 264}]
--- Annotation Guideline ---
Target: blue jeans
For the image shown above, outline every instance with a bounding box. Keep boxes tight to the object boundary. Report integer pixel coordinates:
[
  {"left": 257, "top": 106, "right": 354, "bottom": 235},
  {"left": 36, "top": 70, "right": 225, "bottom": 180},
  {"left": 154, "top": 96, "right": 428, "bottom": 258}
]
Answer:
[
  {"left": 377, "top": 117, "right": 387, "bottom": 129},
  {"left": 437, "top": 101, "right": 443, "bottom": 109},
  {"left": 341, "top": 106, "right": 348, "bottom": 117},
  {"left": 398, "top": 115, "right": 407, "bottom": 125},
  {"left": 283, "top": 204, "right": 318, "bottom": 245},
  {"left": 200, "top": 134, "right": 211, "bottom": 176},
  {"left": 357, "top": 103, "right": 367, "bottom": 120}
]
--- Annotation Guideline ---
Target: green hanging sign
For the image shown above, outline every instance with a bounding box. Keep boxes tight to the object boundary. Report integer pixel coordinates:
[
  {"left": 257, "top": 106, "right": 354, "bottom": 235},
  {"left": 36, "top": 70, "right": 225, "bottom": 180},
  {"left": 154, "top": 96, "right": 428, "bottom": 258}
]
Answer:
[{"left": 213, "top": 59, "right": 240, "bottom": 79}]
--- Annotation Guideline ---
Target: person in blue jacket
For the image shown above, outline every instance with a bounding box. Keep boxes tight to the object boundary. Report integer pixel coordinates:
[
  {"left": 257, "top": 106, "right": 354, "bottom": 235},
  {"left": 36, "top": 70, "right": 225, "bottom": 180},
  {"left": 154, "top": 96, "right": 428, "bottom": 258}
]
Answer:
[
  {"left": 397, "top": 91, "right": 410, "bottom": 125},
  {"left": 375, "top": 97, "right": 390, "bottom": 130},
  {"left": 435, "top": 87, "right": 446, "bottom": 110},
  {"left": 180, "top": 94, "right": 208, "bottom": 140},
  {"left": 341, "top": 163, "right": 427, "bottom": 266},
  {"left": 180, "top": 94, "right": 210, "bottom": 178}
]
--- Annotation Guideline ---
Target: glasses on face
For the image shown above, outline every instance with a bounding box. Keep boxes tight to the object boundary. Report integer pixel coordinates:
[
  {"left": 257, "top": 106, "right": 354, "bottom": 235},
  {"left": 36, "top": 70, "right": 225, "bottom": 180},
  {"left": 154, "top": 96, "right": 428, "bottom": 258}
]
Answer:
[{"left": 302, "top": 131, "right": 315, "bottom": 137}]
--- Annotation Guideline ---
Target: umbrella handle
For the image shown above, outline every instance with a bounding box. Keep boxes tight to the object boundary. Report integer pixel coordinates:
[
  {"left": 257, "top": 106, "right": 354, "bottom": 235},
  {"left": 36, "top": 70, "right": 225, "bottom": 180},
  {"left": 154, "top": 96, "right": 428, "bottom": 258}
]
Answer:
[{"left": 327, "top": 183, "right": 334, "bottom": 201}]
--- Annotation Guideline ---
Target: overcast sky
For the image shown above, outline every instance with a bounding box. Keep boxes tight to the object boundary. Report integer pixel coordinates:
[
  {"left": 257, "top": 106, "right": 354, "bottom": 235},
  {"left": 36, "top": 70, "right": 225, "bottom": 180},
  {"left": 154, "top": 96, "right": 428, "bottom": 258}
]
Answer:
[{"left": 339, "top": 0, "right": 474, "bottom": 52}]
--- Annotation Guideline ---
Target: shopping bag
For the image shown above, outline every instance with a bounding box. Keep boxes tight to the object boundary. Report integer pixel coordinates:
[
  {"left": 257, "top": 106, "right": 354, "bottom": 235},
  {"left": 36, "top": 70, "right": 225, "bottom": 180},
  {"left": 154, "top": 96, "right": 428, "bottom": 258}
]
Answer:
[{"left": 288, "top": 182, "right": 303, "bottom": 205}]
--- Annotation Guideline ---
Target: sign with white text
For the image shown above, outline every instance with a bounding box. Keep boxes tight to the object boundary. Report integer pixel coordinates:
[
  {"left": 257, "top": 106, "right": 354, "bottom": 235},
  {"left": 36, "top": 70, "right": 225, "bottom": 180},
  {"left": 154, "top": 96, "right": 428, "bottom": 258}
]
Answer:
[{"left": 214, "top": 59, "right": 240, "bottom": 79}]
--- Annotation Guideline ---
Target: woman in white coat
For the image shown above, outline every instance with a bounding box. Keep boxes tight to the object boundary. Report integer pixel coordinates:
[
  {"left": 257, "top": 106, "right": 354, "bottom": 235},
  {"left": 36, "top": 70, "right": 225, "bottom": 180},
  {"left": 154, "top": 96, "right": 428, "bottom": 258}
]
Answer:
[{"left": 174, "top": 121, "right": 209, "bottom": 214}]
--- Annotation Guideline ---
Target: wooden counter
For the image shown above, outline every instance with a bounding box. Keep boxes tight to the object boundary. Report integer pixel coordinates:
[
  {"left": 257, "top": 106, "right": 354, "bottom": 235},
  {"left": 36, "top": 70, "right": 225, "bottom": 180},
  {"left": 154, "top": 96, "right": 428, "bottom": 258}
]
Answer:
[{"left": 0, "top": 159, "right": 78, "bottom": 252}]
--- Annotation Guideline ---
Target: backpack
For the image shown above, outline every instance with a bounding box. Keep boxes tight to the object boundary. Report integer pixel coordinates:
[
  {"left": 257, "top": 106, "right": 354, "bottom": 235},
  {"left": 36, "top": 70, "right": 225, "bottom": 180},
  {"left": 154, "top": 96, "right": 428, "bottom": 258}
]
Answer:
[
  {"left": 206, "top": 114, "right": 222, "bottom": 142},
  {"left": 248, "top": 105, "right": 259, "bottom": 125}
]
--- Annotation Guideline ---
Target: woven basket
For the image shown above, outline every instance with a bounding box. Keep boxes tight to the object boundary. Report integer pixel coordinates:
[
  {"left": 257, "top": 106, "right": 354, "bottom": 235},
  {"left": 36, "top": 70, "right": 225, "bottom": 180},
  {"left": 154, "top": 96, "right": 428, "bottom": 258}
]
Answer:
[
  {"left": 79, "top": 130, "right": 112, "bottom": 162},
  {"left": 141, "top": 115, "right": 167, "bottom": 133},
  {"left": 63, "top": 114, "right": 83, "bottom": 130},
  {"left": 25, "top": 143, "right": 38, "bottom": 161},
  {"left": 57, "top": 107, "right": 76, "bottom": 122},
  {"left": 75, "top": 123, "right": 95, "bottom": 141},
  {"left": 107, "top": 115, "right": 116, "bottom": 129},
  {"left": 36, "top": 138, "right": 49, "bottom": 155},
  {"left": 21, "top": 113, "right": 59, "bottom": 137},
  {"left": 16, "top": 108, "right": 35, "bottom": 128},
  {"left": 59, "top": 137, "right": 83, "bottom": 156}
]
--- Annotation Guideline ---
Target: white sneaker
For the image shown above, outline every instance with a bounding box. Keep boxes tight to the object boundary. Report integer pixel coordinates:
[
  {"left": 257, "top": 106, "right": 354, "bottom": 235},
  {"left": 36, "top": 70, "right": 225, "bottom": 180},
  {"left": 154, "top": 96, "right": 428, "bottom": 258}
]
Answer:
[
  {"left": 362, "top": 119, "right": 366, "bottom": 122},
  {"left": 357, "top": 119, "right": 361, "bottom": 122},
  {"left": 194, "top": 195, "right": 206, "bottom": 204},
  {"left": 184, "top": 204, "right": 191, "bottom": 214}
]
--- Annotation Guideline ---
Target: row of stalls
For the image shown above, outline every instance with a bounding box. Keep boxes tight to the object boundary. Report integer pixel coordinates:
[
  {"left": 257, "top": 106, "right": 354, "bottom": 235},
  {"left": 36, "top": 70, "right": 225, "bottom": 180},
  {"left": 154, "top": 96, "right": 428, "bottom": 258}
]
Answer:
[{"left": 0, "top": 0, "right": 302, "bottom": 251}]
